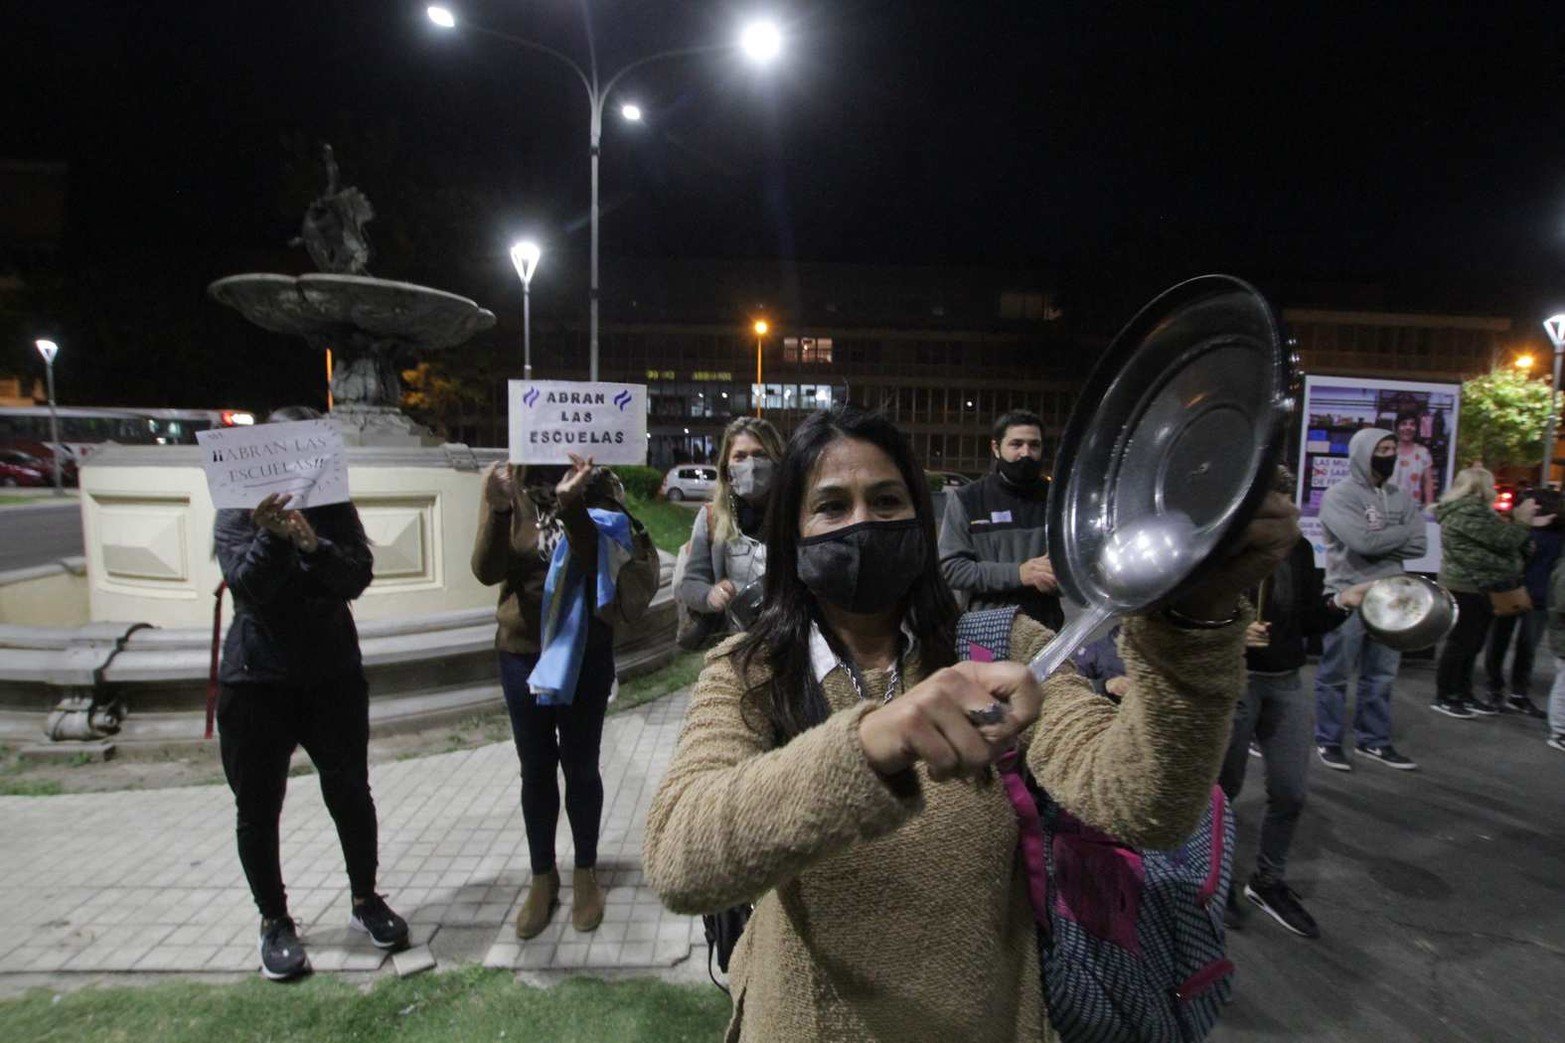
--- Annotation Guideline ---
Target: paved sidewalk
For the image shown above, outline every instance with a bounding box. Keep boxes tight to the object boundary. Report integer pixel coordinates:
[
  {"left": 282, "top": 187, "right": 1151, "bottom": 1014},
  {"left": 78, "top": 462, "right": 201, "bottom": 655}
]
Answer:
[{"left": 0, "top": 692, "right": 697, "bottom": 979}]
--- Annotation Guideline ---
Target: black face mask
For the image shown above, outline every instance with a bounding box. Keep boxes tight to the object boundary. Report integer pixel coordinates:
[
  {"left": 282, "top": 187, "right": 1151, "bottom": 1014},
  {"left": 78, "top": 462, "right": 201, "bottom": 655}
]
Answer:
[
  {"left": 1370, "top": 455, "right": 1396, "bottom": 480},
  {"left": 796, "top": 518, "right": 926, "bottom": 614},
  {"left": 997, "top": 454, "right": 1044, "bottom": 487}
]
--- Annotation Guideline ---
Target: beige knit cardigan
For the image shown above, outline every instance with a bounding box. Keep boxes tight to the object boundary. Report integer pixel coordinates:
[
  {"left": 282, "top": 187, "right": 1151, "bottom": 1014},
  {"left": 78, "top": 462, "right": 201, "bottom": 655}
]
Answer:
[{"left": 645, "top": 611, "right": 1247, "bottom": 1042}]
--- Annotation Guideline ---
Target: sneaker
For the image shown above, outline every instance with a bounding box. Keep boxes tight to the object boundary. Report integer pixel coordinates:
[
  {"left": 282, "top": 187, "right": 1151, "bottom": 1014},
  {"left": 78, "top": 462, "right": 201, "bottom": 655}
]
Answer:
[
  {"left": 1467, "top": 697, "right": 1501, "bottom": 717},
  {"left": 1356, "top": 743, "right": 1418, "bottom": 770},
  {"left": 349, "top": 894, "right": 410, "bottom": 950},
  {"left": 259, "top": 916, "right": 310, "bottom": 981},
  {"left": 1507, "top": 695, "right": 1547, "bottom": 719},
  {"left": 1548, "top": 735, "right": 1565, "bottom": 753},
  {"left": 1316, "top": 745, "right": 1352, "bottom": 771},
  {"left": 1430, "top": 699, "right": 1475, "bottom": 720},
  {"left": 1223, "top": 887, "right": 1247, "bottom": 929},
  {"left": 1247, "top": 741, "right": 1263, "bottom": 760},
  {"left": 1244, "top": 874, "right": 1321, "bottom": 939}
]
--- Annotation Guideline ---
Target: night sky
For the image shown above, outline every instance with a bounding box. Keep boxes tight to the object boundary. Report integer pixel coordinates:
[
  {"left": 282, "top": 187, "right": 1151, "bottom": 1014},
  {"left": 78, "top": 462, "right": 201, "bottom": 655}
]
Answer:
[{"left": 5, "top": 1, "right": 1565, "bottom": 401}]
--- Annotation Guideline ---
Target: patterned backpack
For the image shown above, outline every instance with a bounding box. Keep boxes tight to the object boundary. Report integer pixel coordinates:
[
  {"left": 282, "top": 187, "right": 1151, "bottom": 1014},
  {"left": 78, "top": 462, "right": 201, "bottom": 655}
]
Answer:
[{"left": 956, "top": 608, "right": 1236, "bottom": 1043}]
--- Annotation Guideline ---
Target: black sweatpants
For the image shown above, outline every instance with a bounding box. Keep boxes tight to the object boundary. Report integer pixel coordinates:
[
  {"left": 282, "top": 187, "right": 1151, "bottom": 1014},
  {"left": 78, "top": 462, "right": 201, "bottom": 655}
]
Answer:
[
  {"left": 217, "top": 674, "right": 379, "bottom": 920},
  {"left": 498, "top": 624, "right": 615, "bottom": 875},
  {"left": 1435, "top": 590, "right": 1495, "bottom": 703}
]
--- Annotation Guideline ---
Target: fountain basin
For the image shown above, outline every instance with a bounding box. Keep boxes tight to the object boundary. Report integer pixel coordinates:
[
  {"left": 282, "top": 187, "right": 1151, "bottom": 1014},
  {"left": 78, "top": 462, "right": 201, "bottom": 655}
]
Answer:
[{"left": 208, "top": 273, "right": 496, "bottom": 348}]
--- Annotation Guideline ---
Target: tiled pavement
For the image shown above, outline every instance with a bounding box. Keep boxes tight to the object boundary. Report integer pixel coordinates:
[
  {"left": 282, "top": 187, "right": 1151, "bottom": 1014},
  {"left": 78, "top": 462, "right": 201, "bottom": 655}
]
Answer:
[{"left": 0, "top": 691, "right": 698, "bottom": 979}]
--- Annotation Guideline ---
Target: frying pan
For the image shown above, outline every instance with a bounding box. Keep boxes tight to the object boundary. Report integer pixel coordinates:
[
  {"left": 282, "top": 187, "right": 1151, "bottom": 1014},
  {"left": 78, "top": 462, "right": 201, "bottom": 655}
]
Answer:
[{"left": 1028, "top": 275, "right": 1294, "bottom": 681}]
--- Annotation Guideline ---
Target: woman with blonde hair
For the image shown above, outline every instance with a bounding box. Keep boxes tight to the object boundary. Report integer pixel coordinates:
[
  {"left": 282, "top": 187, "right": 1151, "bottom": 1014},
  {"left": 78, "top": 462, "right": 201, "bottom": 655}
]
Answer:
[
  {"left": 677, "top": 416, "right": 786, "bottom": 641},
  {"left": 1432, "top": 466, "right": 1550, "bottom": 717}
]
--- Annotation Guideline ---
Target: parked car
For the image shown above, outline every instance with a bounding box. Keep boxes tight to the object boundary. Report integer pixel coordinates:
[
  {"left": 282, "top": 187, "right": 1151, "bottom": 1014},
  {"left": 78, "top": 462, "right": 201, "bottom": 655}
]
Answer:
[
  {"left": 660, "top": 464, "right": 718, "bottom": 502},
  {"left": 934, "top": 471, "right": 973, "bottom": 489},
  {"left": 0, "top": 450, "right": 51, "bottom": 488},
  {"left": 0, "top": 441, "right": 79, "bottom": 486}
]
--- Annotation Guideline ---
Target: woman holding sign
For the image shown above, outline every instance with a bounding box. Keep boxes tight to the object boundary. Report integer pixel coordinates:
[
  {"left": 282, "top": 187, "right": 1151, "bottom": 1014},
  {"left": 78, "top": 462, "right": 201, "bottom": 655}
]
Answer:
[
  {"left": 212, "top": 406, "right": 408, "bottom": 982},
  {"left": 472, "top": 453, "right": 659, "bottom": 941}
]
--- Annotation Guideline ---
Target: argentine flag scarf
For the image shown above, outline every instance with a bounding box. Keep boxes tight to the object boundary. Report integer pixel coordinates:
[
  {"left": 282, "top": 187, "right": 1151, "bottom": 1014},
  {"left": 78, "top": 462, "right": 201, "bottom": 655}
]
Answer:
[{"left": 528, "top": 507, "right": 635, "bottom": 705}]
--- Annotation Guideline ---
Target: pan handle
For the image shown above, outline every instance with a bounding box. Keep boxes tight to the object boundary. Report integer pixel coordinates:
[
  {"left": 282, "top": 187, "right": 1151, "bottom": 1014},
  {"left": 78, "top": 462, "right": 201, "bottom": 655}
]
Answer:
[{"left": 1028, "top": 605, "right": 1115, "bottom": 683}]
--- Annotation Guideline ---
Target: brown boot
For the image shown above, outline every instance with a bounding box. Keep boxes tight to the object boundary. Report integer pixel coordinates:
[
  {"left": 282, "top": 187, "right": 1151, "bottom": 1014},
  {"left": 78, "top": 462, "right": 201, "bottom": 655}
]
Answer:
[
  {"left": 571, "top": 867, "right": 605, "bottom": 932},
  {"left": 515, "top": 868, "right": 559, "bottom": 940}
]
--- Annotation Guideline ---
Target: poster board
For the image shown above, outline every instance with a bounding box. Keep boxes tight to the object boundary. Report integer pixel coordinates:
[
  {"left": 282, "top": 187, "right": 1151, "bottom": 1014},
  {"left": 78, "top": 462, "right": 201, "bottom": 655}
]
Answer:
[
  {"left": 196, "top": 419, "right": 350, "bottom": 510},
  {"left": 508, "top": 380, "right": 648, "bottom": 465},
  {"left": 1295, "top": 375, "right": 1460, "bottom": 573}
]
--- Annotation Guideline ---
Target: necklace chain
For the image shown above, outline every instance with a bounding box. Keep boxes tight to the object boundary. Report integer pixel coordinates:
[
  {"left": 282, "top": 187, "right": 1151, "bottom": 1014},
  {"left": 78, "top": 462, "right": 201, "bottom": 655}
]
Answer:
[{"left": 839, "top": 648, "right": 903, "bottom": 705}]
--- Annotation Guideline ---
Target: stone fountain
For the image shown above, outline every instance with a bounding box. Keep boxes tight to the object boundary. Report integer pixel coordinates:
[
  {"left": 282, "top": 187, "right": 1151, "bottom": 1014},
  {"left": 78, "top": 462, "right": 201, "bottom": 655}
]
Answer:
[
  {"left": 0, "top": 147, "right": 673, "bottom": 749},
  {"left": 208, "top": 144, "right": 495, "bottom": 445}
]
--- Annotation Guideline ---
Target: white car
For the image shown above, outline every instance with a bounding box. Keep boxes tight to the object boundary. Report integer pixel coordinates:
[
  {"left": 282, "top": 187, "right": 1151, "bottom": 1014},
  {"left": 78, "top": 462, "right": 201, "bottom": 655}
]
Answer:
[{"left": 661, "top": 465, "right": 718, "bottom": 501}]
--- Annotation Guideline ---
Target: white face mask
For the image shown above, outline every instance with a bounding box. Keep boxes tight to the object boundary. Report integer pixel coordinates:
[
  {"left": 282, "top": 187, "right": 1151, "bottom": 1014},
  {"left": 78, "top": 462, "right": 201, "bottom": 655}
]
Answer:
[{"left": 729, "top": 457, "right": 775, "bottom": 500}]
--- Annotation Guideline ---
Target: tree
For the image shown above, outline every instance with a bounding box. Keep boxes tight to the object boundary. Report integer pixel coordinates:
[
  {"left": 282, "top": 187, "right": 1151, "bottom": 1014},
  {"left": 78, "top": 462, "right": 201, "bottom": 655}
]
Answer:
[{"left": 1457, "top": 369, "right": 1561, "bottom": 473}]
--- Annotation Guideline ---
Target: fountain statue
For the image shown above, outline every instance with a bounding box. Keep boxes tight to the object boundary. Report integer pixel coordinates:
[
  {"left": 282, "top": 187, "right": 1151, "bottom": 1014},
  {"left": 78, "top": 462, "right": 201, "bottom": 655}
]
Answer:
[{"left": 207, "top": 144, "right": 495, "bottom": 445}]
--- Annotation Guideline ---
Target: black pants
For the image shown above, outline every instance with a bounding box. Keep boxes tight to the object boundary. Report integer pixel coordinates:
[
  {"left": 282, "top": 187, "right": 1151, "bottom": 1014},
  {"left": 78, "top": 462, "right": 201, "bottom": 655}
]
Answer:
[
  {"left": 1435, "top": 591, "right": 1494, "bottom": 702},
  {"left": 1484, "top": 608, "right": 1546, "bottom": 698},
  {"left": 498, "top": 627, "right": 614, "bottom": 875},
  {"left": 218, "top": 674, "right": 379, "bottom": 920}
]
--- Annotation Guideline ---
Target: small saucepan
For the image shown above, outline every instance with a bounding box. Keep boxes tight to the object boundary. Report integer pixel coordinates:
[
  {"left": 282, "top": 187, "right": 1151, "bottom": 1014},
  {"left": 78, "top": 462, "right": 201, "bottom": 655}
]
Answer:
[{"left": 1357, "top": 575, "right": 1458, "bottom": 653}]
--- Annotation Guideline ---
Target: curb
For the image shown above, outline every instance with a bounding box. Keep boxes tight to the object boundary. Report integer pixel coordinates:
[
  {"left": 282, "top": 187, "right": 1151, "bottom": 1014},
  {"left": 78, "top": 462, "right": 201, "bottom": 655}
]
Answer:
[{"left": 0, "top": 498, "right": 81, "bottom": 516}]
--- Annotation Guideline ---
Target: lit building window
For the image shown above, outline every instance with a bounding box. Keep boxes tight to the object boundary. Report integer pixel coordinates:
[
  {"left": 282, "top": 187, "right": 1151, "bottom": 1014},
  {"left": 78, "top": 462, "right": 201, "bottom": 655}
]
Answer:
[{"left": 783, "top": 336, "right": 834, "bottom": 364}]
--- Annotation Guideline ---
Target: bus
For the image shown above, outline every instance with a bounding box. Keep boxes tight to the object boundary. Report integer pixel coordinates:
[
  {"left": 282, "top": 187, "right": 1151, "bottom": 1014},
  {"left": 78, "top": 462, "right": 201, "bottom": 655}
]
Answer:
[{"left": 0, "top": 406, "right": 256, "bottom": 460}]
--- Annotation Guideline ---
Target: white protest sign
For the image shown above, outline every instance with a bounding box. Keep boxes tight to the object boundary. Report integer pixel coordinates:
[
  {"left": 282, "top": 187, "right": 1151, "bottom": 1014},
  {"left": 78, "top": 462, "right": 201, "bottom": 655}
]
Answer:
[
  {"left": 196, "top": 419, "right": 350, "bottom": 510},
  {"left": 508, "top": 380, "right": 648, "bottom": 465}
]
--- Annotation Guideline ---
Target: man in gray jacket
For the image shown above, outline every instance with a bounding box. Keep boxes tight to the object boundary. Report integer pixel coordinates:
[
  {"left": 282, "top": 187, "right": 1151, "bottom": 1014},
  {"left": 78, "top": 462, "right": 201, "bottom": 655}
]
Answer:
[
  {"left": 938, "top": 410, "right": 1063, "bottom": 630},
  {"left": 1314, "top": 427, "right": 1428, "bottom": 772}
]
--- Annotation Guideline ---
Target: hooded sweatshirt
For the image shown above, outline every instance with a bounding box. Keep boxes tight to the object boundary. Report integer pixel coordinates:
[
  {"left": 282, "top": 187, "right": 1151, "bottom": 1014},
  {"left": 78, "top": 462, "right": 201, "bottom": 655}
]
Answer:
[{"left": 1317, "top": 427, "right": 1428, "bottom": 595}]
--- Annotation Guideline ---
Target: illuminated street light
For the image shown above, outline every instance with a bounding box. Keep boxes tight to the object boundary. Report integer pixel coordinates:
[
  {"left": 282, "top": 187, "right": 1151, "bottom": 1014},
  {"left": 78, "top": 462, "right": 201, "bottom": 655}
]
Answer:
[
  {"left": 1541, "top": 315, "right": 1565, "bottom": 486},
  {"left": 752, "top": 319, "right": 769, "bottom": 418},
  {"left": 33, "top": 339, "right": 63, "bottom": 495},
  {"left": 424, "top": 8, "right": 785, "bottom": 379},
  {"left": 1515, "top": 353, "right": 1536, "bottom": 371},
  {"left": 740, "top": 20, "right": 783, "bottom": 63},
  {"left": 510, "top": 240, "right": 542, "bottom": 379}
]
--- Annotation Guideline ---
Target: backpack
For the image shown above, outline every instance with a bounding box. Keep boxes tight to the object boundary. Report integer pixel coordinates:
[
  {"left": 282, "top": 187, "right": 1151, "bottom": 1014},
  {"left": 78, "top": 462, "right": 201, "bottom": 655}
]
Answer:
[
  {"left": 956, "top": 607, "right": 1236, "bottom": 1043},
  {"left": 672, "top": 504, "right": 724, "bottom": 651}
]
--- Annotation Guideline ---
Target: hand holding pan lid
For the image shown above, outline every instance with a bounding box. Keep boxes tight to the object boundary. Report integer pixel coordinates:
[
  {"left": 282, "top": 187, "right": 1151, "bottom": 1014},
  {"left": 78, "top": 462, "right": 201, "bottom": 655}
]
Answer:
[{"left": 1029, "top": 275, "right": 1294, "bottom": 681}]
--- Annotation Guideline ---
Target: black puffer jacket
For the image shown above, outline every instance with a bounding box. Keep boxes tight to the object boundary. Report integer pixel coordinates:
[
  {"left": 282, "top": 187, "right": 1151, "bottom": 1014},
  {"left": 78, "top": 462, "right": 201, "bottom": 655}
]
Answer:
[{"left": 214, "top": 503, "right": 375, "bottom": 685}]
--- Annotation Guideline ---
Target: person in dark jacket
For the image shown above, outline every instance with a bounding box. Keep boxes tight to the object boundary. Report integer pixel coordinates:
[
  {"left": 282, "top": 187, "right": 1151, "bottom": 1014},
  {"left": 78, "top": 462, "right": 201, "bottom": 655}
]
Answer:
[
  {"left": 1483, "top": 490, "right": 1562, "bottom": 717},
  {"left": 213, "top": 406, "right": 406, "bottom": 982},
  {"left": 938, "top": 409, "right": 1063, "bottom": 630},
  {"left": 1221, "top": 468, "right": 1367, "bottom": 939}
]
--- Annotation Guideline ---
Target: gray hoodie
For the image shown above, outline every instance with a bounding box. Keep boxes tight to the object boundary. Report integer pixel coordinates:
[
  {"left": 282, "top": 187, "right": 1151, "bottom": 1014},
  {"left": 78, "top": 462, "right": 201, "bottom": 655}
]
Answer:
[{"left": 1317, "top": 427, "right": 1428, "bottom": 594}]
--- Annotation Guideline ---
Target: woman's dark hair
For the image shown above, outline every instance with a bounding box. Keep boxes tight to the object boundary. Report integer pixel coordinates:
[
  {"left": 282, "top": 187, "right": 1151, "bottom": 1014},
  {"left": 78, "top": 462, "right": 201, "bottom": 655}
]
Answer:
[
  {"left": 729, "top": 404, "right": 960, "bottom": 742},
  {"left": 267, "top": 405, "right": 323, "bottom": 422}
]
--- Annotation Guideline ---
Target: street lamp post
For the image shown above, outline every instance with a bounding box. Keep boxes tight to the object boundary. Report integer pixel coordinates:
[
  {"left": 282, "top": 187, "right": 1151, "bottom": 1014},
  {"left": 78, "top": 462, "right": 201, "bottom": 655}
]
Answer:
[
  {"left": 1543, "top": 316, "right": 1565, "bottom": 487},
  {"left": 33, "top": 339, "right": 62, "bottom": 495},
  {"left": 510, "top": 240, "right": 542, "bottom": 379},
  {"left": 753, "top": 319, "right": 768, "bottom": 418},
  {"left": 426, "top": 5, "right": 782, "bottom": 381}
]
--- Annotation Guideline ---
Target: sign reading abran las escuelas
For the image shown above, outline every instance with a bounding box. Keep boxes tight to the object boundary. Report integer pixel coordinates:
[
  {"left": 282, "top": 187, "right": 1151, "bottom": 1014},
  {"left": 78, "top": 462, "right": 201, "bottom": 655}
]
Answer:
[
  {"left": 196, "top": 418, "right": 350, "bottom": 510},
  {"left": 508, "top": 380, "right": 648, "bottom": 465}
]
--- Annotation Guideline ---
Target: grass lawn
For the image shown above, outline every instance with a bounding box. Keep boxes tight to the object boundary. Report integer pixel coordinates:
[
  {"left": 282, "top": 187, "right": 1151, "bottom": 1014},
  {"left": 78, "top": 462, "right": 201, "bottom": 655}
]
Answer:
[
  {"left": 0, "top": 967, "right": 730, "bottom": 1043},
  {"left": 611, "top": 650, "right": 706, "bottom": 716},
  {"left": 626, "top": 495, "right": 698, "bottom": 555}
]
